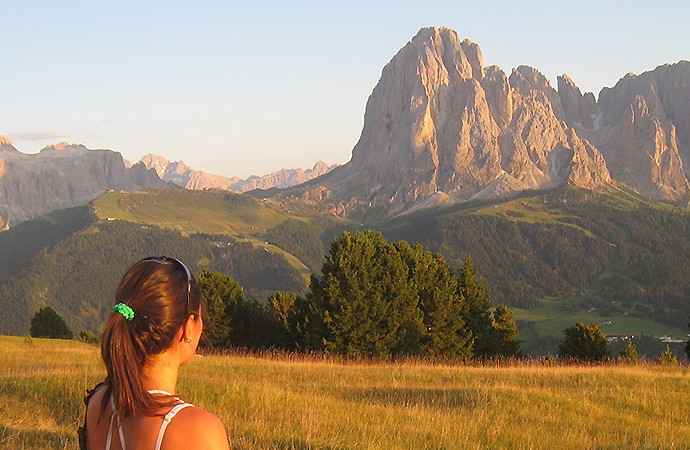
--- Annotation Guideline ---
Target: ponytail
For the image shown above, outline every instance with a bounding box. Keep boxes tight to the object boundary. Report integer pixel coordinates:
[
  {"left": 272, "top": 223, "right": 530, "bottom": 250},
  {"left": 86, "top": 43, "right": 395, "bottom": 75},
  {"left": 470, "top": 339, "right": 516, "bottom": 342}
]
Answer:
[{"left": 100, "top": 257, "right": 202, "bottom": 418}]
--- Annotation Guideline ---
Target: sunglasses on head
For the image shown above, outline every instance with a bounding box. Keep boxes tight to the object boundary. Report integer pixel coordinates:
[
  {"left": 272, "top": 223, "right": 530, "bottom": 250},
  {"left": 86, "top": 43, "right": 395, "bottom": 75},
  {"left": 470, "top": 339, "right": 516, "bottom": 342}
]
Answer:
[{"left": 141, "top": 256, "right": 192, "bottom": 315}]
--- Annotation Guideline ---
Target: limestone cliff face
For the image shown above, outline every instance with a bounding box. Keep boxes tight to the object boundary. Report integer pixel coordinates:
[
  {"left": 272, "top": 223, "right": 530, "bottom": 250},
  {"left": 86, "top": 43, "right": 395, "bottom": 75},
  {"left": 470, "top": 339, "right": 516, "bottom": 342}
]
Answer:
[
  {"left": 0, "top": 140, "right": 167, "bottom": 227},
  {"left": 299, "top": 27, "right": 611, "bottom": 214},
  {"left": 560, "top": 61, "right": 690, "bottom": 200}
]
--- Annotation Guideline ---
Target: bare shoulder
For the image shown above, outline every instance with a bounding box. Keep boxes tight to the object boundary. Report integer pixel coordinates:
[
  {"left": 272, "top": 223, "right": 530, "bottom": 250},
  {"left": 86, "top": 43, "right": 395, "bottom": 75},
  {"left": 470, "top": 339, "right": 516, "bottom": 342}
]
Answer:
[
  {"left": 85, "top": 383, "right": 109, "bottom": 449},
  {"left": 85, "top": 383, "right": 107, "bottom": 426},
  {"left": 164, "top": 406, "right": 229, "bottom": 450}
]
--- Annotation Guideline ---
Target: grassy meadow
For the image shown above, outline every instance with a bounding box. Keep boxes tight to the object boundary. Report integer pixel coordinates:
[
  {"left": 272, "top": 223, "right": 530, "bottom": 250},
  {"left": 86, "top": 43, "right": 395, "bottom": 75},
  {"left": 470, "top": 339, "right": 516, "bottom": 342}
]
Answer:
[
  {"left": 91, "top": 189, "right": 314, "bottom": 277},
  {"left": 92, "top": 189, "right": 295, "bottom": 238},
  {"left": 513, "top": 297, "right": 688, "bottom": 341},
  {"left": 1, "top": 336, "right": 690, "bottom": 449}
]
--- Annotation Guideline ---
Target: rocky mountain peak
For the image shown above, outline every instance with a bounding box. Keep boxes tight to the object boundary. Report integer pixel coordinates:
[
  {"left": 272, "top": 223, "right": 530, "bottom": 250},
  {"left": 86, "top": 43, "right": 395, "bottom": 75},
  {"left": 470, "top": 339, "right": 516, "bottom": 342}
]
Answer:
[
  {"left": 510, "top": 66, "right": 553, "bottom": 94},
  {"left": 0, "top": 136, "right": 19, "bottom": 154},
  {"left": 53, "top": 141, "right": 74, "bottom": 150},
  {"left": 509, "top": 65, "right": 566, "bottom": 119},
  {"left": 40, "top": 142, "right": 88, "bottom": 155},
  {"left": 311, "top": 160, "right": 330, "bottom": 173},
  {"left": 557, "top": 74, "right": 597, "bottom": 129},
  {"left": 139, "top": 153, "right": 171, "bottom": 179},
  {"left": 558, "top": 73, "right": 577, "bottom": 88},
  {"left": 409, "top": 26, "right": 484, "bottom": 81},
  {"left": 296, "top": 27, "right": 612, "bottom": 217}
]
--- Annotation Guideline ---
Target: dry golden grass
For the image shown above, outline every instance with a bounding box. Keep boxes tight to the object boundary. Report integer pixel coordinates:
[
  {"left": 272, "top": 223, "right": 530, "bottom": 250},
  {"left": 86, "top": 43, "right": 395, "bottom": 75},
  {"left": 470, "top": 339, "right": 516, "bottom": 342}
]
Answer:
[
  {"left": 0, "top": 337, "right": 102, "bottom": 449},
  {"left": 1, "top": 336, "right": 689, "bottom": 449}
]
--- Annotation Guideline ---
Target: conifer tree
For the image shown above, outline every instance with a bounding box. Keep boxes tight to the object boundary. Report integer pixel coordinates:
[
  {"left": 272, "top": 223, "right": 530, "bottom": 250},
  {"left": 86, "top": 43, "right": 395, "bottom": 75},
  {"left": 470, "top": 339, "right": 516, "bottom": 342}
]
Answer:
[
  {"left": 308, "top": 230, "right": 423, "bottom": 357},
  {"left": 457, "top": 255, "right": 495, "bottom": 358},
  {"left": 395, "top": 241, "right": 472, "bottom": 358},
  {"left": 657, "top": 344, "right": 678, "bottom": 366},
  {"left": 198, "top": 269, "right": 244, "bottom": 348},
  {"left": 30, "top": 306, "right": 73, "bottom": 339},
  {"left": 618, "top": 340, "right": 639, "bottom": 363},
  {"left": 267, "top": 291, "right": 311, "bottom": 350},
  {"left": 491, "top": 305, "right": 523, "bottom": 358}
]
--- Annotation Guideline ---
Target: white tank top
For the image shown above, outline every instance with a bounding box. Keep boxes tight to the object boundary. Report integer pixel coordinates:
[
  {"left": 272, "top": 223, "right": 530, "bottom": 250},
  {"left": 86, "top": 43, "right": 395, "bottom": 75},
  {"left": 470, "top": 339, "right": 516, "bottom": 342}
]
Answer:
[{"left": 105, "top": 390, "right": 193, "bottom": 450}]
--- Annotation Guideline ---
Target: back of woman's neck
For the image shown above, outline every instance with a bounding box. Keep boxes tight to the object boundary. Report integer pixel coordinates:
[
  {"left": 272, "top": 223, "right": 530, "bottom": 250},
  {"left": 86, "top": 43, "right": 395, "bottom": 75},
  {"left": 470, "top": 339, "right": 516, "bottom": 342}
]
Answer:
[{"left": 141, "top": 360, "right": 179, "bottom": 395}]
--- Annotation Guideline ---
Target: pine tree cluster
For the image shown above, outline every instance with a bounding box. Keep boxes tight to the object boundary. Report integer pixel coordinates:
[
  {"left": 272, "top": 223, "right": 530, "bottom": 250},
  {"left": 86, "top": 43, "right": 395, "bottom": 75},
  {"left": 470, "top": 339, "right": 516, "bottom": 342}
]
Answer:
[{"left": 201, "top": 230, "right": 522, "bottom": 359}]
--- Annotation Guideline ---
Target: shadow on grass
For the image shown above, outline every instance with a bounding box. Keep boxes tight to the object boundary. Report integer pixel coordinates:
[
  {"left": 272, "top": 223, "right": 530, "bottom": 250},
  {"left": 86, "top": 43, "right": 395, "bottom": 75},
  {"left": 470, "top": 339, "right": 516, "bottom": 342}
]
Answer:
[
  {"left": 271, "top": 438, "right": 343, "bottom": 450},
  {"left": 0, "top": 424, "right": 74, "bottom": 450},
  {"left": 334, "top": 386, "right": 490, "bottom": 412}
]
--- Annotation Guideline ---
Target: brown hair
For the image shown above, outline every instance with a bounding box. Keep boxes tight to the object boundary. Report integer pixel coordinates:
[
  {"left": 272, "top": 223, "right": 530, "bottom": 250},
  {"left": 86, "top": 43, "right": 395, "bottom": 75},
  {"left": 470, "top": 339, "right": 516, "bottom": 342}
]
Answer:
[{"left": 100, "top": 257, "right": 202, "bottom": 418}]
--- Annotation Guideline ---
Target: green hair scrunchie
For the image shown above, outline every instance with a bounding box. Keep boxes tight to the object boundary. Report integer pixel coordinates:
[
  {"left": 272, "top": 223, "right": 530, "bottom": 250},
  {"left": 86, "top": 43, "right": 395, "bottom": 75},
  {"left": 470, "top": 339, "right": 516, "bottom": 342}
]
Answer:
[{"left": 112, "top": 303, "right": 135, "bottom": 321}]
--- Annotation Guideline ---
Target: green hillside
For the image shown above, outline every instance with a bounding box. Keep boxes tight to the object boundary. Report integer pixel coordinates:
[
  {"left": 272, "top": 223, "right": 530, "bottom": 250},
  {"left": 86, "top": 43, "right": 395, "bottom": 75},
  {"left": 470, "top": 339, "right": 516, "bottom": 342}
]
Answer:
[
  {"left": 0, "top": 206, "right": 95, "bottom": 281},
  {"left": 1, "top": 186, "right": 688, "bottom": 356},
  {"left": 92, "top": 189, "right": 354, "bottom": 277},
  {"left": 0, "top": 190, "right": 351, "bottom": 336},
  {"left": 93, "top": 189, "right": 292, "bottom": 238}
]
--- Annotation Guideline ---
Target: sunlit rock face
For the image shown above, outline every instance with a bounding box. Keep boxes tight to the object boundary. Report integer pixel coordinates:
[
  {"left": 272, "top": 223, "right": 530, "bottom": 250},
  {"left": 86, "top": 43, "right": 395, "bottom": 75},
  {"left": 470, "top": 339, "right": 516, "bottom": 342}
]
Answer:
[
  {"left": 561, "top": 61, "right": 690, "bottom": 201},
  {"left": 294, "top": 27, "right": 612, "bottom": 216}
]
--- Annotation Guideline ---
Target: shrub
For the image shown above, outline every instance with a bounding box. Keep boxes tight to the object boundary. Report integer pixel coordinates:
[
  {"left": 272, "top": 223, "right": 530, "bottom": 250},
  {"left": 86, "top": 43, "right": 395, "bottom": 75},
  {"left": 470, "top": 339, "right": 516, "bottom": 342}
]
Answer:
[
  {"left": 558, "top": 322, "right": 610, "bottom": 361},
  {"left": 78, "top": 330, "right": 98, "bottom": 344}
]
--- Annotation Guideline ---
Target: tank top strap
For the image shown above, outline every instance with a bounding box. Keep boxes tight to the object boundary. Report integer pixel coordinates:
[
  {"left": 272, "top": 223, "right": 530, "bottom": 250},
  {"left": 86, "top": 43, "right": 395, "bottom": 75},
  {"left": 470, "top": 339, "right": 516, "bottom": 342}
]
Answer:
[
  {"left": 105, "top": 410, "right": 116, "bottom": 450},
  {"left": 147, "top": 389, "right": 175, "bottom": 396},
  {"left": 154, "top": 402, "right": 194, "bottom": 450},
  {"left": 106, "top": 396, "right": 127, "bottom": 450}
]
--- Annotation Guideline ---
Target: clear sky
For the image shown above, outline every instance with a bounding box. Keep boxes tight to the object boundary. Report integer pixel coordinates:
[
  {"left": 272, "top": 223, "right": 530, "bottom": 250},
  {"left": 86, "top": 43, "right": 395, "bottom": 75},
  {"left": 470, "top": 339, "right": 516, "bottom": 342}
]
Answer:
[{"left": 2, "top": 1, "right": 688, "bottom": 178}]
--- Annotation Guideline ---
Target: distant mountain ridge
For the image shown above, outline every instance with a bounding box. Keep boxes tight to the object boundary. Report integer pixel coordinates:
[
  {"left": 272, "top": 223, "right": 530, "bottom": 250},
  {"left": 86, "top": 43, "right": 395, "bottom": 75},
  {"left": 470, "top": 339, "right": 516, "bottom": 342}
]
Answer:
[
  {"left": 139, "top": 154, "right": 242, "bottom": 190},
  {"left": 139, "top": 153, "right": 337, "bottom": 192},
  {"left": 287, "top": 27, "right": 690, "bottom": 218},
  {"left": 0, "top": 138, "right": 337, "bottom": 229},
  {"left": 0, "top": 139, "right": 168, "bottom": 228}
]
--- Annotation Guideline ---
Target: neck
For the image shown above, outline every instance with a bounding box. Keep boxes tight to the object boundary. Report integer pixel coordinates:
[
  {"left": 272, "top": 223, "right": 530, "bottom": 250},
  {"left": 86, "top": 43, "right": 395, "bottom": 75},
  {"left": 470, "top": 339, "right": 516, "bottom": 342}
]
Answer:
[{"left": 141, "top": 350, "right": 180, "bottom": 394}]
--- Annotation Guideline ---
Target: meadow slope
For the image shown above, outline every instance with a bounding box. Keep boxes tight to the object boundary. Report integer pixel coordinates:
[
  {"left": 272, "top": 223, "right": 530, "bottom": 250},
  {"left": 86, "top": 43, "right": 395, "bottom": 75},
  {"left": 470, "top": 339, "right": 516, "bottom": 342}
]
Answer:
[{"left": 1, "top": 337, "right": 689, "bottom": 449}]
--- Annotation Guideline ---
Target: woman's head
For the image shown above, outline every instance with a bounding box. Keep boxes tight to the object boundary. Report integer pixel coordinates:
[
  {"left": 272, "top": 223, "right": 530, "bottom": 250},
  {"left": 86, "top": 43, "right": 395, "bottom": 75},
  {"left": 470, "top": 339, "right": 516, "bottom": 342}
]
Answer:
[{"left": 101, "top": 256, "right": 203, "bottom": 417}]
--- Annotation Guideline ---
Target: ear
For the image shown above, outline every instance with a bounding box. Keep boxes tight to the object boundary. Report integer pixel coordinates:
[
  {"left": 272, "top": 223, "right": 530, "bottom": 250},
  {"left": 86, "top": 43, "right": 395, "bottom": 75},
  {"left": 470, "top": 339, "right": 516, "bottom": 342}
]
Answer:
[{"left": 181, "top": 315, "right": 195, "bottom": 343}]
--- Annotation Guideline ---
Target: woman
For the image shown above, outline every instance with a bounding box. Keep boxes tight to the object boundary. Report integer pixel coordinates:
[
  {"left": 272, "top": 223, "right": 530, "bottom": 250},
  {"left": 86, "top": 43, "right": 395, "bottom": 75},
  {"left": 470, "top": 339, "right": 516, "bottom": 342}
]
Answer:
[{"left": 79, "top": 256, "right": 229, "bottom": 449}]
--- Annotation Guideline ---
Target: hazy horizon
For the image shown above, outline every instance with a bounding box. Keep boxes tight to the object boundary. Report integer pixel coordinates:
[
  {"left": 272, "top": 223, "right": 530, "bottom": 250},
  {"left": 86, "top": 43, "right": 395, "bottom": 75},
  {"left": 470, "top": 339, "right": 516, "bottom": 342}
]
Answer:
[{"left": 2, "top": 1, "right": 689, "bottom": 178}]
